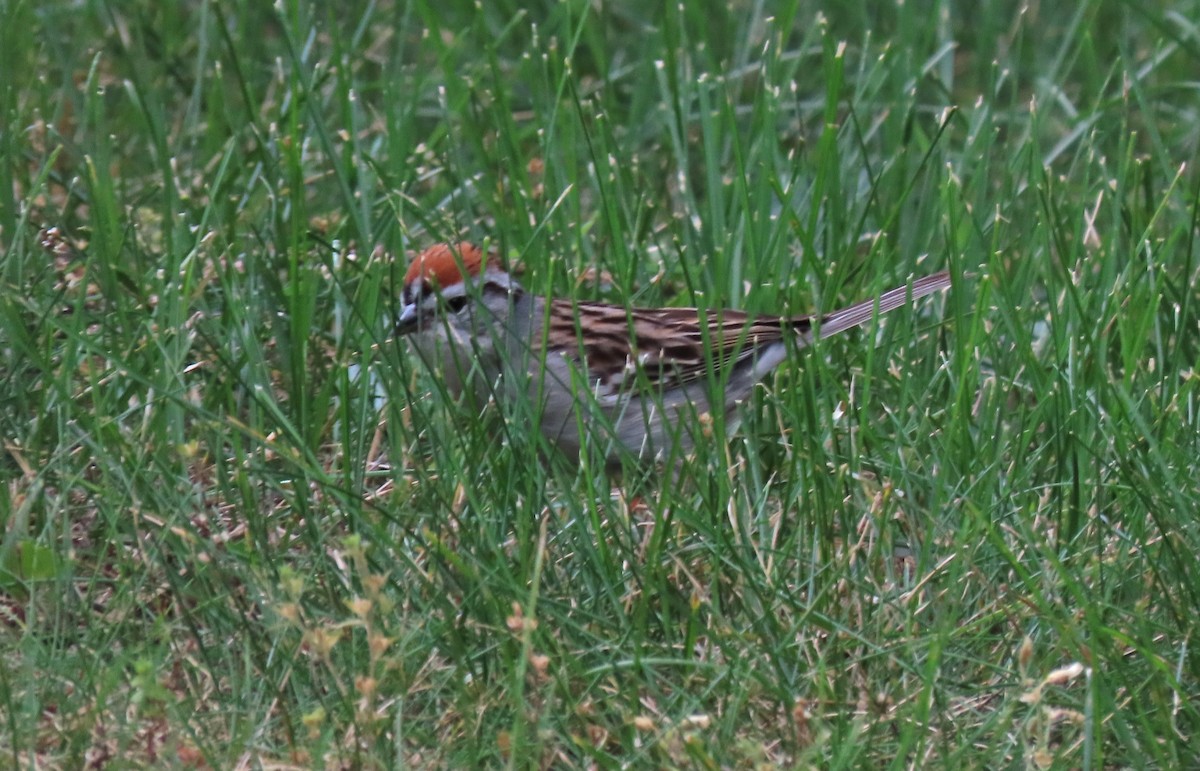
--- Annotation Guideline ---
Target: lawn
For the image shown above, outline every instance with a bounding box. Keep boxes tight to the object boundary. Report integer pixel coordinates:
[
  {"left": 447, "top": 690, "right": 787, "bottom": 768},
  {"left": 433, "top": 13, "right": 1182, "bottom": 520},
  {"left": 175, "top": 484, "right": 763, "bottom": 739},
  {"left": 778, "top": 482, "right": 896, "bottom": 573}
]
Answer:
[{"left": 2, "top": 0, "right": 1199, "bottom": 767}]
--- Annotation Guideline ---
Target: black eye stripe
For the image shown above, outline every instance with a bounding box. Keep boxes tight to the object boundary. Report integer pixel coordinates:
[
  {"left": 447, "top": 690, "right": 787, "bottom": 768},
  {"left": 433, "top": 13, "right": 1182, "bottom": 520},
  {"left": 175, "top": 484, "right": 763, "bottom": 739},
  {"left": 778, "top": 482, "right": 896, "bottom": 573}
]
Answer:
[{"left": 445, "top": 295, "right": 469, "bottom": 313}]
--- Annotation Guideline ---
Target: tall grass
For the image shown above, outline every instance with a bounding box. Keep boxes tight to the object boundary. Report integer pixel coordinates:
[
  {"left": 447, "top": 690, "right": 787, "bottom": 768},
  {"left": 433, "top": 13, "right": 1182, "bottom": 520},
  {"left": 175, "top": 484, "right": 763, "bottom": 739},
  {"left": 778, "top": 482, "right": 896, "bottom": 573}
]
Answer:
[{"left": 2, "top": 0, "right": 1199, "bottom": 767}]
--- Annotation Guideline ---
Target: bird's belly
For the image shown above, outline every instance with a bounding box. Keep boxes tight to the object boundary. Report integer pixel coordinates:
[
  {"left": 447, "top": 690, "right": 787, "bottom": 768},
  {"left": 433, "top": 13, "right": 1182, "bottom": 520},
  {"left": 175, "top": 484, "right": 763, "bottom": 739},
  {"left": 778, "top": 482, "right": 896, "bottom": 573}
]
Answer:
[{"left": 525, "top": 365, "right": 723, "bottom": 467}]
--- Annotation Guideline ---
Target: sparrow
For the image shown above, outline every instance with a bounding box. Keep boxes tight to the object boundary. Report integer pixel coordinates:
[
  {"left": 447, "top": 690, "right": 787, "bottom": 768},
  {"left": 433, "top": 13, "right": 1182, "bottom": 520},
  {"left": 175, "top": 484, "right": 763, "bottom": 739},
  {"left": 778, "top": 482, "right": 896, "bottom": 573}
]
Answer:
[{"left": 396, "top": 242, "right": 950, "bottom": 470}]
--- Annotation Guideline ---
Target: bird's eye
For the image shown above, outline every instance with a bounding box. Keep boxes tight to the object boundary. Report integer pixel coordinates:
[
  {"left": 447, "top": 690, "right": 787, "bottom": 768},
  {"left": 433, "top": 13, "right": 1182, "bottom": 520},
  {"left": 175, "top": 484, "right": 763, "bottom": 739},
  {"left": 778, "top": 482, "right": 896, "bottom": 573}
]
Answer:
[{"left": 445, "top": 296, "right": 469, "bottom": 313}]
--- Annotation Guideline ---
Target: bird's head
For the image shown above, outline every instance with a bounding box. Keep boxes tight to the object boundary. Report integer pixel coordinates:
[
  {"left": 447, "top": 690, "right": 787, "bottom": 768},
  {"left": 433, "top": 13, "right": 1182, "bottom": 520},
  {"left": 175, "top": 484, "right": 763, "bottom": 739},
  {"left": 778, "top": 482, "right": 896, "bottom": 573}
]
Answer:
[{"left": 395, "top": 242, "right": 519, "bottom": 335}]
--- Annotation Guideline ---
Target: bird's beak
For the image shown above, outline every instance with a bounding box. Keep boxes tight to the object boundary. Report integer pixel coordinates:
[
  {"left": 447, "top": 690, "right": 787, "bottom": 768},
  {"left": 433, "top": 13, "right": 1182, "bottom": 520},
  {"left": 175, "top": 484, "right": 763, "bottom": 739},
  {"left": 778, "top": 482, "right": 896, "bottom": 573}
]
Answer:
[{"left": 395, "top": 303, "right": 419, "bottom": 336}]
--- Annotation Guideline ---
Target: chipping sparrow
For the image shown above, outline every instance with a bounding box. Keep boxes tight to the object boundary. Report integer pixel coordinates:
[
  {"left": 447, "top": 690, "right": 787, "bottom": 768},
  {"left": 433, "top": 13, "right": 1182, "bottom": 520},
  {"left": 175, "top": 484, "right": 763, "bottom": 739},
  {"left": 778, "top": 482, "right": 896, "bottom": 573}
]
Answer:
[{"left": 396, "top": 242, "right": 950, "bottom": 469}]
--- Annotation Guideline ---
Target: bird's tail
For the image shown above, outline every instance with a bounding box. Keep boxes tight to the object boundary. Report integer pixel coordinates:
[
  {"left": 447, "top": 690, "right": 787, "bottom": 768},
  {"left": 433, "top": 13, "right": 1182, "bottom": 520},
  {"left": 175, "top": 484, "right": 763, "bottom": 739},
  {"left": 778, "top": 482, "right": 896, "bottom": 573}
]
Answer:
[{"left": 813, "top": 271, "right": 952, "bottom": 340}]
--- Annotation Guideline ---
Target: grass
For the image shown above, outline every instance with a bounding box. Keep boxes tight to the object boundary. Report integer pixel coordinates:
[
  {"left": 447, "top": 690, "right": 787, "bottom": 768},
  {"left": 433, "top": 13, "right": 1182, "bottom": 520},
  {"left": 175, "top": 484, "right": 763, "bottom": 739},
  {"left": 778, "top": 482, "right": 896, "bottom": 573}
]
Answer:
[{"left": 2, "top": 0, "right": 1200, "bottom": 767}]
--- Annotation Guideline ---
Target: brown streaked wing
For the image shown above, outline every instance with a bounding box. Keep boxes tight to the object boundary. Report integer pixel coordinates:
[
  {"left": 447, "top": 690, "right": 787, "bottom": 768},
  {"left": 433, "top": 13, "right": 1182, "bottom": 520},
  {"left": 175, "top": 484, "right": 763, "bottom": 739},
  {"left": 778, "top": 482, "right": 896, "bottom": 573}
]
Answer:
[{"left": 544, "top": 299, "right": 798, "bottom": 392}]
